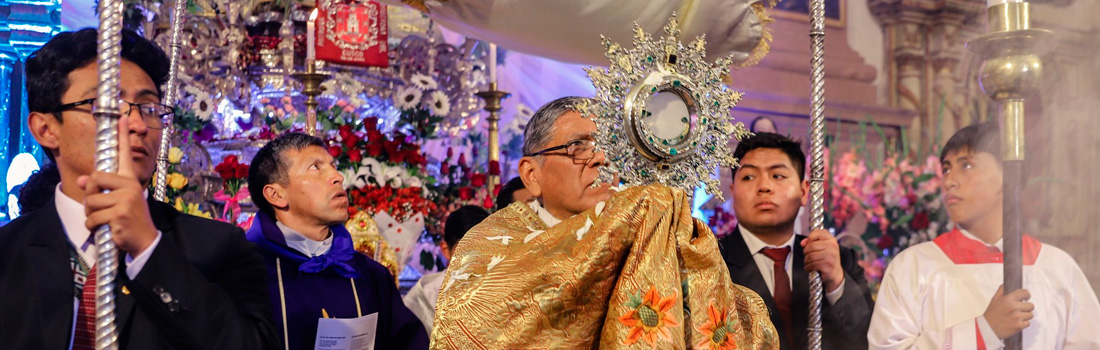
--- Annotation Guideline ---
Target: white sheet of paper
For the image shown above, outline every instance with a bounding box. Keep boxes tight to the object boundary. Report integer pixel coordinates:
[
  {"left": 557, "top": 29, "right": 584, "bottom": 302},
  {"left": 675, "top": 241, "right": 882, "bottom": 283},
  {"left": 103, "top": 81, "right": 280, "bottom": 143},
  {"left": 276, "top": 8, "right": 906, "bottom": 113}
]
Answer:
[{"left": 314, "top": 312, "right": 378, "bottom": 350}]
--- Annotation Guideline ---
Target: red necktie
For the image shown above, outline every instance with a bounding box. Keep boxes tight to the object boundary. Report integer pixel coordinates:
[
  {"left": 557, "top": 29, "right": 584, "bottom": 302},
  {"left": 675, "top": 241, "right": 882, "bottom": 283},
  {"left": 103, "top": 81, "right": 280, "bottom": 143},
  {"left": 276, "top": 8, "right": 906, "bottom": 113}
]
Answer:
[
  {"left": 762, "top": 247, "right": 794, "bottom": 345},
  {"left": 73, "top": 265, "right": 97, "bottom": 350}
]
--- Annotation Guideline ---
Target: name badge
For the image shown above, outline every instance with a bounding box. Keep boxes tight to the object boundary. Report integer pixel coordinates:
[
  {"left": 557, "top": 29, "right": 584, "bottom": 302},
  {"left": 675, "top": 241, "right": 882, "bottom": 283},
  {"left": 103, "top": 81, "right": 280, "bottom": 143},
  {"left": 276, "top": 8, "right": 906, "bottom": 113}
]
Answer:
[{"left": 314, "top": 312, "right": 378, "bottom": 350}]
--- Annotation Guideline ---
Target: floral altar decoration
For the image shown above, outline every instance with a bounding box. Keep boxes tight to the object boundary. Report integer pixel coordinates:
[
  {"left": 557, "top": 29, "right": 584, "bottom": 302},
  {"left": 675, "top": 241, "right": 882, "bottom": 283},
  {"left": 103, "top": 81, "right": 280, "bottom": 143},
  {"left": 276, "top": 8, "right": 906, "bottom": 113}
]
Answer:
[
  {"left": 154, "top": 146, "right": 215, "bottom": 219},
  {"left": 328, "top": 119, "right": 438, "bottom": 274},
  {"left": 825, "top": 136, "right": 951, "bottom": 296},
  {"left": 213, "top": 155, "right": 251, "bottom": 225}
]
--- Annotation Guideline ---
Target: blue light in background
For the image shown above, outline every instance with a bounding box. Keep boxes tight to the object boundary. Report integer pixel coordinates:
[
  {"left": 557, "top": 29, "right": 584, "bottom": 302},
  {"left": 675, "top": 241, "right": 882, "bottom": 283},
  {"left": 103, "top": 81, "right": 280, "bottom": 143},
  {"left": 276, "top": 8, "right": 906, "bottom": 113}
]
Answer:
[
  {"left": 692, "top": 185, "right": 711, "bottom": 222},
  {"left": 5, "top": 152, "right": 39, "bottom": 220},
  {"left": 0, "top": 0, "right": 62, "bottom": 225}
]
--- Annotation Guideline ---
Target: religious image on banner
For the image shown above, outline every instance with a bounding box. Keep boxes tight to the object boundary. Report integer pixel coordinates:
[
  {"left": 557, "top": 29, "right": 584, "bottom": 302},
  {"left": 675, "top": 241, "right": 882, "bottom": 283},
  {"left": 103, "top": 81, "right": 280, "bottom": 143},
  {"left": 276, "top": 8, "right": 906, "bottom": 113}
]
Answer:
[{"left": 317, "top": 0, "right": 388, "bottom": 67}]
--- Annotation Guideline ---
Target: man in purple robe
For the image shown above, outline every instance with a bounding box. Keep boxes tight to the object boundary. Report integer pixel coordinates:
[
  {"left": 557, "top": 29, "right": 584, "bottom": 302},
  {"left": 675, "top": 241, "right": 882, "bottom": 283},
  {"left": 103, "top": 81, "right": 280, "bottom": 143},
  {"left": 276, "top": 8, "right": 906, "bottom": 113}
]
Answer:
[{"left": 245, "top": 132, "right": 428, "bottom": 350}]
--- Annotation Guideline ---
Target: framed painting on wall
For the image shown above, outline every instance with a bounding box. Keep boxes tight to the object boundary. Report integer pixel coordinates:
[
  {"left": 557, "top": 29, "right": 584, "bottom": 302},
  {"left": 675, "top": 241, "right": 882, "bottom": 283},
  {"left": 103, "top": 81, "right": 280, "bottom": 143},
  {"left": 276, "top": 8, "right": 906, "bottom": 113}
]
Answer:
[{"left": 771, "top": 0, "right": 846, "bottom": 28}]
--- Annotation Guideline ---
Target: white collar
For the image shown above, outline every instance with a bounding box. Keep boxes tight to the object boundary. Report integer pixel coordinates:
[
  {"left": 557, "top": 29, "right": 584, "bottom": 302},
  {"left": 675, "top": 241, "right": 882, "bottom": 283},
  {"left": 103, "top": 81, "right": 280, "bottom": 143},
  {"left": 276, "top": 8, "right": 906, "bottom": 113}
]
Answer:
[
  {"left": 959, "top": 228, "right": 1003, "bottom": 252},
  {"left": 276, "top": 221, "right": 333, "bottom": 257},
  {"left": 739, "top": 224, "right": 796, "bottom": 255},
  {"left": 528, "top": 200, "right": 563, "bottom": 227},
  {"left": 55, "top": 184, "right": 93, "bottom": 259},
  {"left": 54, "top": 184, "right": 150, "bottom": 263}
]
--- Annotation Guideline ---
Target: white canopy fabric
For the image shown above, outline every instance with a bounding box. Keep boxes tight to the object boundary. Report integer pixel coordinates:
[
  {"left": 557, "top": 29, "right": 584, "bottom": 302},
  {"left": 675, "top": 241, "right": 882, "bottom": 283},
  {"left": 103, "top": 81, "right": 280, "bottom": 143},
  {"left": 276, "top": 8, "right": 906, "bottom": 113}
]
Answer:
[{"left": 380, "top": 0, "right": 776, "bottom": 67}]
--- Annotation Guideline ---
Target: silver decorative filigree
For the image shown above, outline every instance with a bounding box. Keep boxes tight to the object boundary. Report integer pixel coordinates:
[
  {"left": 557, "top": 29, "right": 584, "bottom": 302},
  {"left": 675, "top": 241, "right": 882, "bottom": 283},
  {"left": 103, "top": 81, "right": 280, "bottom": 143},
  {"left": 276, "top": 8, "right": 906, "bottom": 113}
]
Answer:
[{"left": 585, "top": 14, "right": 751, "bottom": 200}]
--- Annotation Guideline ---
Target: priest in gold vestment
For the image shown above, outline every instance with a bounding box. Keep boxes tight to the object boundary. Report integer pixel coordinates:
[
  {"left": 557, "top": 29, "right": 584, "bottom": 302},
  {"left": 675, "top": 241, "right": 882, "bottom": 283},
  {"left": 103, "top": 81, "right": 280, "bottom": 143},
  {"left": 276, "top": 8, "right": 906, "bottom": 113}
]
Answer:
[{"left": 431, "top": 97, "right": 778, "bottom": 349}]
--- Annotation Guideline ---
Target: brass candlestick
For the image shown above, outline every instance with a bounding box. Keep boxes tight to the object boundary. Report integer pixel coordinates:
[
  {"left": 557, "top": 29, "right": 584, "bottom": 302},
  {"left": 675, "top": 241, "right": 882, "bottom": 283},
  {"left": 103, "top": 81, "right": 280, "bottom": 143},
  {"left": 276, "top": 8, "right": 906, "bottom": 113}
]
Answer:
[
  {"left": 291, "top": 63, "right": 331, "bottom": 136},
  {"left": 966, "top": 3, "right": 1051, "bottom": 349},
  {"left": 475, "top": 82, "right": 511, "bottom": 196}
]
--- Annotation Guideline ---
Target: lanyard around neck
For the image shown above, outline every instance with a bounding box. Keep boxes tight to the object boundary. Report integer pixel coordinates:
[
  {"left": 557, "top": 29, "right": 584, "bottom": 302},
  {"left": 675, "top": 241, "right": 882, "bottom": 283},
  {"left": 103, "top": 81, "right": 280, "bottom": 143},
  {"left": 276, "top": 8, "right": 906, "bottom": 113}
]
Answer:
[{"left": 275, "top": 257, "right": 363, "bottom": 349}]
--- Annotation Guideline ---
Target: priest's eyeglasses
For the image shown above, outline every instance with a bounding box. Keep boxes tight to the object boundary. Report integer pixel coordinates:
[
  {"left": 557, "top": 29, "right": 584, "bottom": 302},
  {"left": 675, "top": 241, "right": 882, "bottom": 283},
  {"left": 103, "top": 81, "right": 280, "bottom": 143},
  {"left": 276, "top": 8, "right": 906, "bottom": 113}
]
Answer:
[
  {"left": 54, "top": 98, "right": 174, "bottom": 130},
  {"left": 525, "top": 139, "right": 597, "bottom": 160}
]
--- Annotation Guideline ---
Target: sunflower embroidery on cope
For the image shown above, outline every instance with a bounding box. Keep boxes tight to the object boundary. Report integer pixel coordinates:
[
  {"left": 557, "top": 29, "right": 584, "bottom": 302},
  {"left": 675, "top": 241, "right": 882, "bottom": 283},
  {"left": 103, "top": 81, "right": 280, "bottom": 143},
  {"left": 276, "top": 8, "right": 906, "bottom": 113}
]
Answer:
[
  {"left": 695, "top": 304, "right": 739, "bottom": 350},
  {"left": 618, "top": 286, "right": 680, "bottom": 346}
]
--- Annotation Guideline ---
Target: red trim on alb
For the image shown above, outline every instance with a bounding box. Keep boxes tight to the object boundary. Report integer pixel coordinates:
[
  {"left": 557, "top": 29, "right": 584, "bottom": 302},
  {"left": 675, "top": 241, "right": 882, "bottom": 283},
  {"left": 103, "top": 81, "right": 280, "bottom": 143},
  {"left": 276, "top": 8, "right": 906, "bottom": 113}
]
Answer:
[{"left": 933, "top": 228, "right": 1041, "bottom": 265}]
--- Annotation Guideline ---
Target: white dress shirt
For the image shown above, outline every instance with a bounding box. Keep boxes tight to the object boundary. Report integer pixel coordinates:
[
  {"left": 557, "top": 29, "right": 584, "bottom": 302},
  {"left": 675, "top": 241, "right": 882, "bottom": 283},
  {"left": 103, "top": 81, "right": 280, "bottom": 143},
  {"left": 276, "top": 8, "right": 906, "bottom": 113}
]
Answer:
[{"left": 738, "top": 224, "right": 843, "bottom": 304}]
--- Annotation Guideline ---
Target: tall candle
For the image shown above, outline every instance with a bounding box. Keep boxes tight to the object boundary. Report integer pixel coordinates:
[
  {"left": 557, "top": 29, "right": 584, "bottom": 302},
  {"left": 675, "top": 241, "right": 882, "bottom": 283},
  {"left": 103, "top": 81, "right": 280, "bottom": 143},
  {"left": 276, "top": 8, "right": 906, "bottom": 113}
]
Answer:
[
  {"left": 489, "top": 43, "right": 497, "bottom": 84},
  {"left": 987, "top": 0, "right": 1024, "bottom": 7},
  {"left": 307, "top": 9, "right": 319, "bottom": 65}
]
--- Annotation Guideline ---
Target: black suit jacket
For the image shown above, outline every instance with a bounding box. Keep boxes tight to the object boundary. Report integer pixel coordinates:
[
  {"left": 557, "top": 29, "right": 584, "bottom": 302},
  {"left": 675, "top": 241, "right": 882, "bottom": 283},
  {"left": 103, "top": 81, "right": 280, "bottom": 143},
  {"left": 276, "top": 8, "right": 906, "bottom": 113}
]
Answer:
[
  {"left": 717, "top": 227, "right": 873, "bottom": 350},
  {"left": 0, "top": 197, "right": 280, "bottom": 350}
]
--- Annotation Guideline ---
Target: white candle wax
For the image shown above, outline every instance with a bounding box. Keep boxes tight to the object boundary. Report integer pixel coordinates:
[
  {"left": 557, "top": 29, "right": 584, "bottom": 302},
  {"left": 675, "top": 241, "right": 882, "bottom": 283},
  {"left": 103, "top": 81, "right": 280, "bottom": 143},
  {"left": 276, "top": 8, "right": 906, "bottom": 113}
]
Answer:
[
  {"left": 987, "top": 0, "right": 1024, "bottom": 7},
  {"left": 489, "top": 43, "right": 497, "bottom": 84},
  {"left": 307, "top": 9, "right": 319, "bottom": 65}
]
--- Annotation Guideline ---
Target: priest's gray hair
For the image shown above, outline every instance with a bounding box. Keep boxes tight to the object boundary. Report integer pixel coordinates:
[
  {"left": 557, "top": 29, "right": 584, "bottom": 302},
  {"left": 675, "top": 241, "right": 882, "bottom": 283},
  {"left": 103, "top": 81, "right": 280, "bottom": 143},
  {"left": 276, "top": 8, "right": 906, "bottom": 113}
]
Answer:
[{"left": 522, "top": 96, "right": 594, "bottom": 156}]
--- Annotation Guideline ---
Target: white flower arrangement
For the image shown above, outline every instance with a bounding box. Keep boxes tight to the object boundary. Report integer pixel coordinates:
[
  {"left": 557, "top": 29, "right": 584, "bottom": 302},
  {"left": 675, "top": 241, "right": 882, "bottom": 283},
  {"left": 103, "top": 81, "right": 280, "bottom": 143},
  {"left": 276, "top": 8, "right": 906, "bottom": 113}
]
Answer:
[
  {"left": 393, "top": 86, "right": 423, "bottom": 110},
  {"left": 342, "top": 157, "right": 423, "bottom": 190},
  {"left": 409, "top": 73, "right": 439, "bottom": 90},
  {"left": 185, "top": 86, "right": 216, "bottom": 122},
  {"left": 425, "top": 90, "right": 451, "bottom": 117}
]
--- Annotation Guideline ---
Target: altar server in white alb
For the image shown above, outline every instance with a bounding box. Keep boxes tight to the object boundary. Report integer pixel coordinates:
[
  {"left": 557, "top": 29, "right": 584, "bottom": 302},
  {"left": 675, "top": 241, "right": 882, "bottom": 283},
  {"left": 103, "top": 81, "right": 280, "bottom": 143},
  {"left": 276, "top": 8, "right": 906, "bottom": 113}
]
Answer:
[{"left": 868, "top": 121, "right": 1100, "bottom": 349}]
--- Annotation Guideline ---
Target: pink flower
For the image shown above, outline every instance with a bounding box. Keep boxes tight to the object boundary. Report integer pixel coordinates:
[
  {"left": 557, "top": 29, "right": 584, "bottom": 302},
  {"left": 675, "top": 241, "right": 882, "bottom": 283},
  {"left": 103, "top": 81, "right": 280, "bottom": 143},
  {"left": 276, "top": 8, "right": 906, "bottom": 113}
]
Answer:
[{"left": 336, "top": 99, "right": 349, "bottom": 107}]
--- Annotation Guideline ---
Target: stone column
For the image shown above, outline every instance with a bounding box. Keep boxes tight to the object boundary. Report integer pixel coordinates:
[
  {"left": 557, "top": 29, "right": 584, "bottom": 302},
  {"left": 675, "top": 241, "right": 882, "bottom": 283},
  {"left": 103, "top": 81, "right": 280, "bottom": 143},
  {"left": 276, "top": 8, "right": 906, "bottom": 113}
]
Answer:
[{"left": 871, "top": 0, "right": 985, "bottom": 155}]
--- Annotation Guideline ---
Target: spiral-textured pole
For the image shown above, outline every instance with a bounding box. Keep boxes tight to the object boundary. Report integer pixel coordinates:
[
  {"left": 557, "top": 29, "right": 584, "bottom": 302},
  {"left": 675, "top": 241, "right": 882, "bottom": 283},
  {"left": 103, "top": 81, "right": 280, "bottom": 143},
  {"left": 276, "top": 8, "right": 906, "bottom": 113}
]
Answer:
[
  {"left": 153, "top": 0, "right": 189, "bottom": 202},
  {"left": 93, "top": 0, "right": 124, "bottom": 349},
  {"left": 806, "top": 0, "right": 827, "bottom": 349}
]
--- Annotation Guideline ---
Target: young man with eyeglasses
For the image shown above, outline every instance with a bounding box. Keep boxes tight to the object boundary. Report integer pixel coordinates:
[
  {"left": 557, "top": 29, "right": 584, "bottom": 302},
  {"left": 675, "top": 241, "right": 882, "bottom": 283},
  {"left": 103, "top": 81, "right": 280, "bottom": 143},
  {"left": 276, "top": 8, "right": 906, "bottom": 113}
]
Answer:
[
  {"left": 430, "top": 96, "right": 778, "bottom": 349},
  {"left": 0, "top": 28, "right": 279, "bottom": 349}
]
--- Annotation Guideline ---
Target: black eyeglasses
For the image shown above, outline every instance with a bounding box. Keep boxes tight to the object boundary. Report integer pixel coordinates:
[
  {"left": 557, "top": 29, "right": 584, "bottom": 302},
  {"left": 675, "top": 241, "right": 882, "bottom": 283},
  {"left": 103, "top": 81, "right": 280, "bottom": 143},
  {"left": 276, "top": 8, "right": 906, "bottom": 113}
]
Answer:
[
  {"left": 525, "top": 139, "right": 598, "bottom": 160},
  {"left": 54, "top": 98, "right": 174, "bottom": 130}
]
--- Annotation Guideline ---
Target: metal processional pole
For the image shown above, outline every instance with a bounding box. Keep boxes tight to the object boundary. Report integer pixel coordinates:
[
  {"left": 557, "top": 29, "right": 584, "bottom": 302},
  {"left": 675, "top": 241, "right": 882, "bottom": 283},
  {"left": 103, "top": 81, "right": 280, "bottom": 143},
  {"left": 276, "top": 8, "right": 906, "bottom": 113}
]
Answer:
[
  {"left": 967, "top": 1, "right": 1051, "bottom": 349},
  {"left": 153, "top": 0, "right": 189, "bottom": 202},
  {"left": 93, "top": 0, "right": 125, "bottom": 348},
  {"left": 806, "top": 0, "right": 828, "bottom": 349}
]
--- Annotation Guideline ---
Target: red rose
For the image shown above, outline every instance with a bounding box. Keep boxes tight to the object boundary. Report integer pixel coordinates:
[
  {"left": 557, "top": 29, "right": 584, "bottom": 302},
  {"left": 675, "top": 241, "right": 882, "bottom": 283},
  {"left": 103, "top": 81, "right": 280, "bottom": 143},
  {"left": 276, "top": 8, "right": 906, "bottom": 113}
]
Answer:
[
  {"left": 366, "top": 129, "right": 383, "bottom": 143},
  {"left": 482, "top": 196, "right": 493, "bottom": 209},
  {"left": 471, "top": 173, "right": 486, "bottom": 187},
  {"left": 236, "top": 164, "right": 249, "bottom": 179},
  {"left": 338, "top": 125, "right": 353, "bottom": 140},
  {"left": 911, "top": 212, "right": 930, "bottom": 231},
  {"left": 348, "top": 150, "right": 363, "bottom": 163},
  {"left": 489, "top": 160, "right": 500, "bottom": 176},
  {"left": 383, "top": 140, "right": 400, "bottom": 156},
  {"left": 876, "top": 235, "right": 895, "bottom": 250},
  {"left": 907, "top": 193, "right": 919, "bottom": 206},
  {"left": 458, "top": 187, "right": 473, "bottom": 201},
  {"left": 441, "top": 164, "right": 451, "bottom": 176},
  {"left": 343, "top": 134, "right": 360, "bottom": 148},
  {"left": 328, "top": 146, "right": 342, "bottom": 158},
  {"left": 391, "top": 151, "right": 407, "bottom": 164},
  {"left": 225, "top": 155, "right": 239, "bottom": 165},
  {"left": 446, "top": 147, "right": 453, "bottom": 158},
  {"left": 366, "top": 143, "right": 383, "bottom": 157},
  {"left": 218, "top": 169, "right": 234, "bottom": 180},
  {"left": 363, "top": 117, "right": 378, "bottom": 131},
  {"left": 214, "top": 163, "right": 227, "bottom": 173},
  {"left": 457, "top": 153, "right": 467, "bottom": 168}
]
